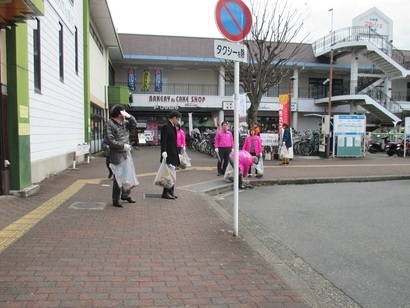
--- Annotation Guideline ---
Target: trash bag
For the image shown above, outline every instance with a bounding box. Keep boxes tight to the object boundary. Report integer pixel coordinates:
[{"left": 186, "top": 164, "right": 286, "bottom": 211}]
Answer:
[
  {"left": 154, "top": 160, "right": 176, "bottom": 189},
  {"left": 255, "top": 156, "right": 264, "bottom": 177},
  {"left": 179, "top": 148, "right": 191, "bottom": 169},
  {"left": 109, "top": 151, "right": 139, "bottom": 191},
  {"left": 224, "top": 163, "right": 234, "bottom": 182},
  {"left": 279, "top": 143, "right": 290, "bottom": 159}
]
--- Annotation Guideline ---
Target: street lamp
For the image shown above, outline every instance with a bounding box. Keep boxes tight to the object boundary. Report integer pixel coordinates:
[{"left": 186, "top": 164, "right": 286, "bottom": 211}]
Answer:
[
  {"left": 326, "top": 49, "right": 334, "bottom": 159},
  {"left": 329, "top": 8, "right": 334, "bottom": 45},
  {"left": 289, "top": 77, "right": 295, "bottom": 126}
]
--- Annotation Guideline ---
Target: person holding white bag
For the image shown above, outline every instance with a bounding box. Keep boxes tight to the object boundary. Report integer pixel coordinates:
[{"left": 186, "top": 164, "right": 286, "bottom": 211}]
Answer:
[
  {"left": 280, "top": 123, "right": 292, "bottom": 165},
  {"left": 160, "top": 111, "right": 181, "bottom": 200},
  {"left": 104, "top": 105, "right": 138, "bottom": 208}
]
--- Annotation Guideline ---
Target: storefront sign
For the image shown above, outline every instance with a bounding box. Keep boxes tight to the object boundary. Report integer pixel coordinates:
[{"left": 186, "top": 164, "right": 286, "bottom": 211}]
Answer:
[{"left": 149, "top": 95, "right": 206, "bottom": 103}]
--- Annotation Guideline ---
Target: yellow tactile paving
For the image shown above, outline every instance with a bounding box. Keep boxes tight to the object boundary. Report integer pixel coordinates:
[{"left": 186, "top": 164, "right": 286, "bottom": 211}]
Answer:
[{"left": 0, "top": 178, "right": 103, "bottom": 255}]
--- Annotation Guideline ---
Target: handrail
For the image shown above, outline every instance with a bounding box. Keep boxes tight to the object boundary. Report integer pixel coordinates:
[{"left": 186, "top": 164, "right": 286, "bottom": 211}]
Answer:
[
  {"left": 312, "top": 26, "right": 410, "bottom": 70},
  {"left": 358, "top": 85, "right": 402, "bottom": 114}
]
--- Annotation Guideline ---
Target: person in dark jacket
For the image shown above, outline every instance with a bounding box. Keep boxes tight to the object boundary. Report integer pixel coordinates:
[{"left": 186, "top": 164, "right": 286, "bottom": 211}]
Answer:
[
  {"left": 160, "top": 110, "right": 181, "bottom": 200},
  {"left": 281, "top": 123, "right": 292, "bottom": 165},
  {"left": 104, "top": 104, "right": 137, "bottom": 207}
]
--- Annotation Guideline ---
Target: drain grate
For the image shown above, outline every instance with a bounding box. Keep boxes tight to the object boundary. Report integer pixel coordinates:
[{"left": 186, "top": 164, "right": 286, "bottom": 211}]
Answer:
[
  {"left": 69, "top": 202, "right": 106, "bottom": 210},
  {"left": 144, "top": 193, "right": 163, "bottom": 199}
]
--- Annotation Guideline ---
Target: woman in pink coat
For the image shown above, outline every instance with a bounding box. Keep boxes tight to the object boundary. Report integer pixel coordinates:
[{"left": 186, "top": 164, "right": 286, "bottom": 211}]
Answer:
[
  {"left": 176, "top": 123, "right": 186, "bottom": 154},
  {"left": 242, "top": 128, "right": 263, "bottom": 177},
  {"left": 229, "top": 150, "right": 258, "bottom": 189},
  {"left": 176, "top": 124, "right": 186, "bottom": 170}
]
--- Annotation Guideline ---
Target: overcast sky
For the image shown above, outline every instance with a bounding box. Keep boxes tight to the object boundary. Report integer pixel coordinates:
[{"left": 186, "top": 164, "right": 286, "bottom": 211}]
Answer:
[{"left": 106, "top": 0, "right": 410, "bottom": 50}]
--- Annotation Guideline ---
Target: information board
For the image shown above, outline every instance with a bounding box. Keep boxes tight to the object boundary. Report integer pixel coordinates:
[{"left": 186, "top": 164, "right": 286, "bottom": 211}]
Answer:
[{"left": 333, "top": 115, "right": 366, "bottom": 157}]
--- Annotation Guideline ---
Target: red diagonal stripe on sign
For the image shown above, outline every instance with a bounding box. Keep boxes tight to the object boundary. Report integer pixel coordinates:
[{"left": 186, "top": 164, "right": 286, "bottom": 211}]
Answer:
[{"left": 222, "top": 3, "right": 243, "bottom": 33}]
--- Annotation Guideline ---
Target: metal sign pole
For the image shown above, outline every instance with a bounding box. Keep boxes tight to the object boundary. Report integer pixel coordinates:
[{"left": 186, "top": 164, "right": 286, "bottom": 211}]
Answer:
[{"left": 233, "top": 60, "right": 239, "bottom": 236}]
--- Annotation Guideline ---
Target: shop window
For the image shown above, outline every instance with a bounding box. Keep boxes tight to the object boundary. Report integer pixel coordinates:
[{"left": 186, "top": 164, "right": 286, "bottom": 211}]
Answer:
[
  {"left": 33, "top": 18, "right": 41, "bottom": 92},
  {"left": 59, "top": 23, "right": 64, "bottom": 82}
]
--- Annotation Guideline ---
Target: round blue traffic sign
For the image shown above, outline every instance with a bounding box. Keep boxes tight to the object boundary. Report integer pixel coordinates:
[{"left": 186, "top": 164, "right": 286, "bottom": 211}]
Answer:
[{"left": 215, "top": 0, "right": 252, "bottom": 42}]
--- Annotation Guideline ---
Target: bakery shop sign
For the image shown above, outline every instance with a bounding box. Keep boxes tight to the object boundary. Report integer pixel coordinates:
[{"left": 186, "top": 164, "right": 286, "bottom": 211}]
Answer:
[{"left": 149, "top": 95, "right": 206, "bottom": 108}]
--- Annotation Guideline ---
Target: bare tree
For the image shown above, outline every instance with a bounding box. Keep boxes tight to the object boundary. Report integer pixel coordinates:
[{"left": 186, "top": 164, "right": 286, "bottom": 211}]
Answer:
[{"left": 222, "top": 0, "right": 308, "bottom": 126}]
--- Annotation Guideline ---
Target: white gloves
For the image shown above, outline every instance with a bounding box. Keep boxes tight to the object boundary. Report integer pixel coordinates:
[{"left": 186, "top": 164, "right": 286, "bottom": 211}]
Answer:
[
  {"left": 120, "top": 110, "right": 131, "bottom": 118},
  {"left": 182, "top": 146, "right": 186, "bottom": 151},
  {"left": 162, "top": 151, "right": 168, "bottom": 158},
  {"left": 215, "top": 148, "right": 219, "bottom": 153},
  {"left": 124, "top": 144, "right": 132, "bottom": 151}
]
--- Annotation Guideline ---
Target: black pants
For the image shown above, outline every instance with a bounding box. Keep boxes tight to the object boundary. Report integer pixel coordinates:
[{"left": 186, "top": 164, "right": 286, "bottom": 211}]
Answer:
[
  {"left": 248, "top": 153, "right": 258, "bottom": 175},
  {"left": 106, "top": 155, "right": 112, "bottom": 175},
  {"left": 228, "top": 157, "right": 243, "bottom": 187},
  {"left": 112, "top": 176, "right": 131, "bottom": 203},
  {"left": 162, "top": 186, "right": 175, "bottom": 196},
  {"left": 217, "top": 147, "right": 231, "bottom": 175}
]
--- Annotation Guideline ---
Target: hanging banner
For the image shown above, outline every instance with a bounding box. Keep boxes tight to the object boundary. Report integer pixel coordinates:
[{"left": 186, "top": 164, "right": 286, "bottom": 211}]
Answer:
[
  {"left": 127, "top": 68, "right": 136, "bottom": 92},
  {"left": 142, "top": 69, "right": 150, "bottom": 92},
  {"left": 188, "top": 113, "right": 193, "bottom": 135},
  {"left": 278, "top": 94, "right": 291, "bottom": 131},
  {"left": 154, "top": 68, "right": 163, "bottom": 92},
  {"left": 239, "top": 94, "right": 247, "bottom": 118}
]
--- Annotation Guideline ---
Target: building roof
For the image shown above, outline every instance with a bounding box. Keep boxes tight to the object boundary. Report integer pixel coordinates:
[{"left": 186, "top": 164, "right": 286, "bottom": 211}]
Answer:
[{"left": 115, "top": 33, "right": 382, "bottom": 71}]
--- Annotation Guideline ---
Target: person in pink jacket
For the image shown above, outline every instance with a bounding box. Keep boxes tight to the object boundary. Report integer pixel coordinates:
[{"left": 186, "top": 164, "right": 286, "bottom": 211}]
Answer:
[
  {"left": 229, "top": 150, "right": 259, "bottom": 189},
  {"left": 242, "top": 128, "right": 263, "bottom": 177},
  {"left": 176, "top": 124, "right": 186, "bottom": 170},
  {"left": 176, "top": 123, "right": 186, "bottom": 154}
]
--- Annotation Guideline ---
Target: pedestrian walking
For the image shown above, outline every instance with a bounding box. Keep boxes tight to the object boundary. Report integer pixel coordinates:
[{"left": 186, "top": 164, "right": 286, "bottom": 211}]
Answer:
[
  {"left": 104, "top": 104, "right": 138, "bottom": 208},
  {"left": 280, "top": 123, "right": 292, "bottom": 165},
  {"left": 242, "top": 128, "right": 263, "bottom": 177},
  {"left": 214, "top": 121, "right": 234, "bottom": 176},
  {"left": 160, "top": 110, "right": 181, "bottom": 200}
]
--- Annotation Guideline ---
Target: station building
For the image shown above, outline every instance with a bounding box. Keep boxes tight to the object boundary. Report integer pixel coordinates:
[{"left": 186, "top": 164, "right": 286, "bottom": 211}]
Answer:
[
  {"left": 110, "top": 7, "right": 410, "bottom": 144},
  {"left": 0, "top": 3, "right": 409, "bottom": 196}
]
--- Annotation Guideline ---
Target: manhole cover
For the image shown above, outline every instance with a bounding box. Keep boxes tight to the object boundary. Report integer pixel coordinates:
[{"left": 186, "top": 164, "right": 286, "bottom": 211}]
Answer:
[
  {"left": 144, "top": 193, "right": 163, "bottom": 199},
  {"left": 69, "top": 202, "right": 106, "bottom": 210}
]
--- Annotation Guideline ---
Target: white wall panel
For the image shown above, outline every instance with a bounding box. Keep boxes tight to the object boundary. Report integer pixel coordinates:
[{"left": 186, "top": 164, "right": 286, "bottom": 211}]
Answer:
[
  {"left": 89, "top": 20, "right": 107, "bottom": 105},
  {"left": 28, "top": 0, "right": 85, "bottom": 164}
]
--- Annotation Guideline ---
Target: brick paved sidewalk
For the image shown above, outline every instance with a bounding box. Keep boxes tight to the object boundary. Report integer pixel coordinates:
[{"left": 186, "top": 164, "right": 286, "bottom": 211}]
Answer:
[
  {"left": 1, "top": 146, "right": 410, "bottom": 307},
  {"left": 0, "top": 147, "right": 309, "bottom": 307}
]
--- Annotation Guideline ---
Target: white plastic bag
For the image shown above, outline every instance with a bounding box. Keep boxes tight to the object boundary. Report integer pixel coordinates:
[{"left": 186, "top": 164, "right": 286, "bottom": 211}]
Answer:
[
  {"left": 279, "top": 144, "right": 289, "bottom": 159},
  {"left": 179, "top": 148, "right": 191, "bottom": 169},
  {"left": 154, "top": 160, "right": 176, "bottom": 189},
  {"left": 255, "top": 156, "right": 264, "bottom": 176},
  {"left": 109, "top": 152, "right": 139, "bottom": 191},
  {"left": 224, "top": 163, "right": 234, "bottom": 182}
]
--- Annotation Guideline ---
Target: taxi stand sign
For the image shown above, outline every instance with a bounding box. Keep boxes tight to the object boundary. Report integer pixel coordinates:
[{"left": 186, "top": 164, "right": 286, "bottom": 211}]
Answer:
[
  {"left": 214, "top": 39, "right": 248, "bottom": 63},
  {"left": 215, "top": 0, "right": 252, "bottom": 237}
]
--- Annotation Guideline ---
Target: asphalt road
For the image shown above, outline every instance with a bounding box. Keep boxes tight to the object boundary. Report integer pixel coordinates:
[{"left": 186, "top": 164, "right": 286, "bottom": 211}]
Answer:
[{"left": 221, "top": 180, "right": 410, "bottom": 308}]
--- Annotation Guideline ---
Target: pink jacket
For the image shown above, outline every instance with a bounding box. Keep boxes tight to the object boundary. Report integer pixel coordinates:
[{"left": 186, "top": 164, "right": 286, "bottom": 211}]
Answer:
[
  {"left": 177, "top": 129, "right": 186, "bottom": 147},
  {"left": 242, "top": 135, "right": 263, "bottom": 156},
  {"left": 230, "top": 150, "right": 255, "bottom": 178}
]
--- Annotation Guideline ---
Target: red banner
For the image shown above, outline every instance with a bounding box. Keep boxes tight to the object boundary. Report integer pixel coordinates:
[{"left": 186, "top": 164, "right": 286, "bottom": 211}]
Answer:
[{"left": 278, "top": 94, "right": 291, "bottom": 132}]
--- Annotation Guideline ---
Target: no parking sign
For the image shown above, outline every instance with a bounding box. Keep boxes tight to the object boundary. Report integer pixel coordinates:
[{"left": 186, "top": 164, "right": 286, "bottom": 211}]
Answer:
[{"left": 215, "top": 0, "right": 252, "bottom": 42}]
